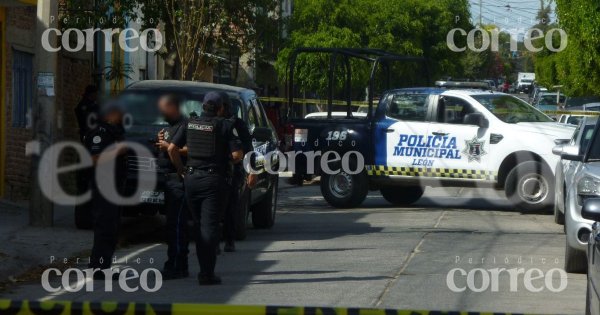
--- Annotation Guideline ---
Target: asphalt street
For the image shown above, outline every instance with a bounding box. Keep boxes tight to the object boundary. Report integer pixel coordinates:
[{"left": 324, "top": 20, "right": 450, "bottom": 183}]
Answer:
[{"left": 0, "top": 182, "right": 586, "bottom": 314}]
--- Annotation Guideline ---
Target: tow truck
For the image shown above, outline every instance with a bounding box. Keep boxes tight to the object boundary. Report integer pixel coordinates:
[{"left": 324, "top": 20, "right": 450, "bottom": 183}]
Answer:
[{"left": 287, "top": 48, "right": 575, "bottom": 211}]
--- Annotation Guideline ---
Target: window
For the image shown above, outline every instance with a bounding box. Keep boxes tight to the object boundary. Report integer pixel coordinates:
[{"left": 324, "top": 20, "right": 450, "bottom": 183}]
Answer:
[
  {"left": 251, "top": 99, "right": 267, "bottom": 127},
  {"left": 12, "top": 50, "right": 33, "bottom": 128},
  {"left": 386, "top": 93, "right": 429, "bottom": 121},
  {"left": 439, "top": 97, "right": 476, "bottom": 124},
  {"left": 247, "top": 105, "right": 259, "bottom": 131},
  {"left": 471, "top": 94, "right": 553, "bottom": 123}
]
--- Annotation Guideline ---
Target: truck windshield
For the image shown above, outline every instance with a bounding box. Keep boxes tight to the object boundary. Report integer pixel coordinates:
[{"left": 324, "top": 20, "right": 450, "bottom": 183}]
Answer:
[{"left": 471, "top": 94, "right": 553, "bottom": 123}]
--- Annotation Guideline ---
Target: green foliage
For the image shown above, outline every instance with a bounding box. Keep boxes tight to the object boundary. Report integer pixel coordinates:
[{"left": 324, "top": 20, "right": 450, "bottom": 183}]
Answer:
[
  {"left": 276, "top": 0, "right": 474, "bottom": 96},
  {"left": 535, "top": 0, "right": 600, "bottom": 96}
]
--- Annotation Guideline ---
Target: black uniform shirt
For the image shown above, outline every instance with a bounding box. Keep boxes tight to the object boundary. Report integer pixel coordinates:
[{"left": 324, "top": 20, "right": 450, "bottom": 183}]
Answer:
[
  {"left": 187, "top": 112, "right": 242, "bottom": 169},
  {"left": 231, "top": 117, "right": 253, "bottom": 154},
  {"left": 158, "top": 116, "right": 187, "bottom": 173},
  {"left": 84, "top": 121, "right": 126, "bottom": 182},
  {"left": 75, "top": 99, "right": 99, "bottom": 139}
]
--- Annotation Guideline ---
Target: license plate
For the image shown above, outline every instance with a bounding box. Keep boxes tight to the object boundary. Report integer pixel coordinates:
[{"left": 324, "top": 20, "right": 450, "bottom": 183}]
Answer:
[{"left": 140, "top": 191, "right": 165, "bottom": 205}]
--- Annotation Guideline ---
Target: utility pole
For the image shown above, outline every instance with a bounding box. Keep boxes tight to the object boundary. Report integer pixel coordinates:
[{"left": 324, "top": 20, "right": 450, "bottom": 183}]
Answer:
[
  {"left": 479, "top": 0, "right": 483, "bottom": 26},
  {"left": 30, "top": 0, "right": 58, "bottom": 227}
]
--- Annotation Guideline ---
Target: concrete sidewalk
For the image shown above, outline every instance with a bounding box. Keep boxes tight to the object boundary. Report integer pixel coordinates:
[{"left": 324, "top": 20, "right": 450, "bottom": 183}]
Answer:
[{"left": 0, "top": 201, "right": 92, "bottom": 285}]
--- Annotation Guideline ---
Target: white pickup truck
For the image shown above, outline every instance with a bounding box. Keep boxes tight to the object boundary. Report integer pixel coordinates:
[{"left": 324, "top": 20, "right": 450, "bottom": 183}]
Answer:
[{"left": 292, "top": 88, "right": 576, "bottom": 211}]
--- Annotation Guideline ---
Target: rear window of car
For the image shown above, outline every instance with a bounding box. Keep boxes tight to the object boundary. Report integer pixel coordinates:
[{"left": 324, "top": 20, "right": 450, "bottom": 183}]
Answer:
[
  {"left": 386, "top": 93, "right": 430, "bottom": 121},
  {"left": 119, "top": 90, "right": 242, "bottom": 126}
]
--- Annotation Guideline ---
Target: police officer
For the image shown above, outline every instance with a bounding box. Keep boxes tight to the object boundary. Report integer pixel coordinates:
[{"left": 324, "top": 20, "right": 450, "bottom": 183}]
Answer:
[
  {"left": 75, "top": 85, "right": 99, "bottom": 207},
  {"left": 181, "top": 92, "right": 242, "bottom": 285},
  {"left": 219, "top": 92, "right": 257, "bottom": 252},
  {"left": 84, "top": 100, "right": 128, "bottom": 279},
  {"left": 155, "top": 94, "right": 190, "bottom": 279},
  {"left": 75, "top": 85, "right": 99, "bottom": 142}
]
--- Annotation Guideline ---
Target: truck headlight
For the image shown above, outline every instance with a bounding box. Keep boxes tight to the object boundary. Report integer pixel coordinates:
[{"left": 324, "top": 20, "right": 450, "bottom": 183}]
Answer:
[{"left": 578, "top": 176, "right": 600, "bottom": 204}]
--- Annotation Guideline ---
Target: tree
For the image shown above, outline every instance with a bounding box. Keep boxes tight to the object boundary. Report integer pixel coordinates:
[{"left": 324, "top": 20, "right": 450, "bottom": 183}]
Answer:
[
  {"left": 60, "top": 0, "right": 280, "bottom": 81},
  {"left": 534, "top": 0, "right": 600, "bottom": 96},
  {"left": 276, "top": 0, "right": 474, "bottom": 97},
  {"left": 139, "top": 0, "right": 279, "bottom": 80}
]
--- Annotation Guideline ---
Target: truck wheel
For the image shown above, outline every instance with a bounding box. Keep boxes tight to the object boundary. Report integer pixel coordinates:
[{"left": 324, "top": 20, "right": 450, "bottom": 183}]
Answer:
[
  {"left": 321, "top": 170, "right": 368, "bottom": 208},
  {"left": 75, "top": 203, "right": 93, "bottom": 230},
  {"left": 505, "top": 161, "right": 554, "bottom": 212},
  {"left": 235, "top": 189, "right": 250, "bottom": 240},
  {"left": 252, "top": 176, "right": 278, "bottom": 229},
  {"left": 380, "top": 186, "right": 424, "bottom": 206}
]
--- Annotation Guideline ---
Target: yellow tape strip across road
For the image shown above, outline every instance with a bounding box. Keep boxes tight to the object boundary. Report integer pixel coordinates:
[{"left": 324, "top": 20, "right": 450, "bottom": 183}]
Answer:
[
  {"left": 259, "top": 97, "right": 370, "bottom": 107},
  {"left": 259, "top": 97, "right": 600, "bottom": 116},
  {"left": 0, "top": 300, "right": 551, "bottom": 315}
]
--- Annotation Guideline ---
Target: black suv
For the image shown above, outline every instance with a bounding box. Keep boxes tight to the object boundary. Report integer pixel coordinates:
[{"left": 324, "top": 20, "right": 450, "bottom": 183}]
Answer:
[{"left": 75, "top": 81, "right": 280, "bottom": 240}]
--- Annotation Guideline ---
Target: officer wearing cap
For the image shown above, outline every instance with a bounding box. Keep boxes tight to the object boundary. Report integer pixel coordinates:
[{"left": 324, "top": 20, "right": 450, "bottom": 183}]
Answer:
[
  {"left": 182, "top": 92, "right": 243, "bottom": 285},
  {"left": 219, "top": 92, "right": 257, "bottom": 252},
  {"left": 84, "top": 100, "right": 128, "bottom": 279},
  {"left": 155, "top": 94, "right": 190, "bottom": 280}
]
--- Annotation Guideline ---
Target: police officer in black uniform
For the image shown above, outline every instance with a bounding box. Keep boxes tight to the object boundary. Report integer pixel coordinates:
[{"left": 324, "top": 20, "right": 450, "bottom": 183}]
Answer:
[
  {"left": 155, "top": 94, "right": 190, "bottom": 279},
  {"left": 220, "top": 92, "right": 257, "bottom": 252},
  {"left": 75, "top": 85, "right": 99, "bottom": 142},
  {"left": 84, "top": 100, "right": 128, "bottom": 279},
  {"left": 182, "top": 92, "right": 242, "bottom": 285},
  {"left": 75, "top": 85, "right": 99, "bottom": 209}
]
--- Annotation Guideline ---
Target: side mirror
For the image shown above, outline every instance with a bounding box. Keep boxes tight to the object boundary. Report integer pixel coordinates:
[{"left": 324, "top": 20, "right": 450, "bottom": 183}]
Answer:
[
  {"left": 553, "top": 144, "right": 582, "bottom": 161},
  {"left": 252, "top": 127, "right": 272, "bottom": 142},
  {"left": 582, "top": 199, "right": 600, "bottom": 222},
  {"left": 464, "top": 113, "right": 489, "bottom": 128}
]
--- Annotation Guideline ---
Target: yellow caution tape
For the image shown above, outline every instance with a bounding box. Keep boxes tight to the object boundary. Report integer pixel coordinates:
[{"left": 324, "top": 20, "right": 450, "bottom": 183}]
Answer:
[
  {"left": 259, "top": 97, "right": 600, "bottom": 115},
  {"left": 259, "top": 97, "right": 370, "bottom": 107},
  {"left": 0, "top": 300, "right": 552, "bottom": 315}
]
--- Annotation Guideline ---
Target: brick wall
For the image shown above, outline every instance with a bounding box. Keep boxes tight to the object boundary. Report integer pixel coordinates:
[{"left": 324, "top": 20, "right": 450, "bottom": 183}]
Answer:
[
  {"left": 1, "top": 6, "right": 93, "bottom": 201},
  {"left": 3, "top": 6, "right": 36, "bottom": 200}
]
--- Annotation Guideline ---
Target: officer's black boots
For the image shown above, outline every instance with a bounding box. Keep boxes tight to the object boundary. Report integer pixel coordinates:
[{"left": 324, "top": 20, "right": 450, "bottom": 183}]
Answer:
[
  {"left": 224, "top": 241, "right": 235, "bottom": 252},
  {"left": 198, "top": 273, "right": 222, "bottom": 285},
  {"left": 162, "top": 260, "right": 189, "bottom": 280}
]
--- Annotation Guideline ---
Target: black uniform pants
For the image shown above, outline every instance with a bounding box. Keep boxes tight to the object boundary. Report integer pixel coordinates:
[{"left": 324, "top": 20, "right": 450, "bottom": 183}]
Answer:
[
  {"left": 89, "top": 183, "right": 120, "bottom": 270},
  {"left": 164, "top": 174, "right": 189, "bottom": 270},
  {"left": 184, "top": 170, "right": 225, "bottom": 276},
  {"left": 224, "top": 170, "right": 244, "bottom": 243}
]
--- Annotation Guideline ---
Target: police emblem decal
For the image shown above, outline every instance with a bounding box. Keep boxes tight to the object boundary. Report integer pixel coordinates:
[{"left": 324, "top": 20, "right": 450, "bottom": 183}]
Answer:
[{"left": 462, "top": 136, "right": 487, "bottom": 162}]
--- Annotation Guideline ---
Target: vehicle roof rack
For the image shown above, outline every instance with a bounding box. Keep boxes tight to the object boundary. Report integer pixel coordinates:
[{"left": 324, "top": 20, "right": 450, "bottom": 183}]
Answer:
[
  {"left": 287, "top": 47, "right": 430, "bottom": 120},
  {"left": 435, "top": 80, "right": 490, "bottom": 90}
]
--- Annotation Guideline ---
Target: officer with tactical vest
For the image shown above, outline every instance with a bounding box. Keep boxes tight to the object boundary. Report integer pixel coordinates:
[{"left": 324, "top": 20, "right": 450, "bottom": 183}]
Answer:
[
  {"left": 181, "top": 92, "right": 243, "bottom": 285},
  {"left": 155, "top": 94, "right": 190, "bottom": 280},
  {"left": 84, "top": 100, "right": 128, "bottom": 280},
  {"left": 219, "top": 92, "right": 257, "bottom": 252}
]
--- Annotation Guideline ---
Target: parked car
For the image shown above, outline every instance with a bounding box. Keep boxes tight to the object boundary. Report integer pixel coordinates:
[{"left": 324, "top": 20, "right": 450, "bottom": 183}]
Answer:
[
  {"left": 75, "top": 81, "right": 280, "bottom": 239},
  {"left": 553, "top": 117, "right": 600, "bottom": 272},
  {"left": 529, "top": 86, "right": 548, "bottom": 105},
  {"left": 557, "top": 103, "right": 600, "bottom": 126},
  {"left": 533, "top": 92, "right": 566, "bottom": 116},
  {"left": 581, "top": 198, "right": 600, "bottom": 314}
]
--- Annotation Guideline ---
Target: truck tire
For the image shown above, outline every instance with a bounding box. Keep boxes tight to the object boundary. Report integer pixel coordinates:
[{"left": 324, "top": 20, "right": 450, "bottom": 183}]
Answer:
[
  {"left": 235, "top": 189, "right": 250, "bottom": 240},
  {"left": 321, "top": 170, "right": 368, "bottom": 208},
  {"left": 75, "top": 203, "right": 93, "bottom": 230},
  {"left": 380, "top": 186, "right": 424, "bottom": 206},
  {"left": 252, "top": 176, "right": 278, "bottom": 229},
  {"left": 505, "top": 161, "right": 554, "bottom": 212}
]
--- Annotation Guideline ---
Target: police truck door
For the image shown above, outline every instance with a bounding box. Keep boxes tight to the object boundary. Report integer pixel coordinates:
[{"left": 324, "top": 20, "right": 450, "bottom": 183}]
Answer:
[
  {"left": 431, "top": 96, "right": 493, "bottom": 177},
  {"left": 373, "top": 91, "right": 433, "bottom": 171}
]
